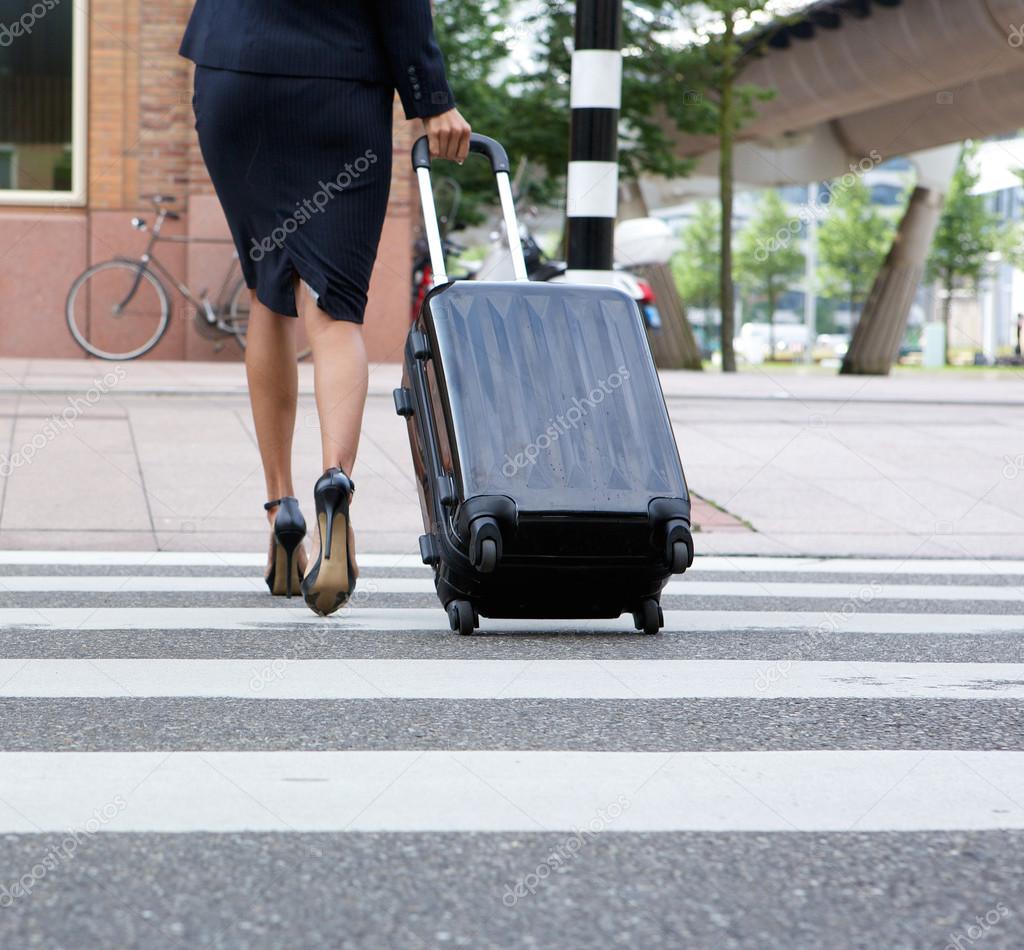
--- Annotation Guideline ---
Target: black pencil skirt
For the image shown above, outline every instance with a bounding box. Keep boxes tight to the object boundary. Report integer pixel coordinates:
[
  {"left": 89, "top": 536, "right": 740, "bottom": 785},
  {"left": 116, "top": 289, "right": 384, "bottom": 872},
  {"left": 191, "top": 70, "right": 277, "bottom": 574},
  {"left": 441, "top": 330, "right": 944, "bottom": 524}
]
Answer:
[{"left": 192, "top": 65, "right": 394, "bottom": 324}]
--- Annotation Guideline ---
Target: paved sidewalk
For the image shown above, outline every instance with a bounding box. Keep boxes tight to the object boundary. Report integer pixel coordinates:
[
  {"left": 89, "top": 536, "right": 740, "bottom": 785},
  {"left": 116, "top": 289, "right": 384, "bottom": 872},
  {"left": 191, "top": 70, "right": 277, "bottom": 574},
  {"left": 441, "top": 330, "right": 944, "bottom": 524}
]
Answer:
[{"left": 1, "top": 358, "right": 1022, "bottom": 558}]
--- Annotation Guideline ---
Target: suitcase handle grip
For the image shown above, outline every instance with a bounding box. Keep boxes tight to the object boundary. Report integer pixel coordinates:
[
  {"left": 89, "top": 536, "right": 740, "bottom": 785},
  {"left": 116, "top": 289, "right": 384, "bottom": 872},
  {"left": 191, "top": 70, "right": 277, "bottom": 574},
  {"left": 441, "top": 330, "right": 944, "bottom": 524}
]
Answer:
[
  {"left": 411, "top": 133, "right": 528, "bottom": 285},
  {"left": 412, "top": 133, "right": 511, "bottom": 174}
]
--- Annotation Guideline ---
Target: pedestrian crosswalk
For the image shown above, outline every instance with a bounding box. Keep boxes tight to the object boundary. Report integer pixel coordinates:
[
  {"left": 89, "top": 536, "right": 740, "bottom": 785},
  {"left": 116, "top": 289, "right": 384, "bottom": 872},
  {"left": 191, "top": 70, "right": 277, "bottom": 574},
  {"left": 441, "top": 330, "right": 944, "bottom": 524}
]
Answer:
[
  {"left": 1, "top": 551, "right": 1022, "bottom": 944},
  {"left": 0, "top": 548, "right": 1019, "bottom": 823}
]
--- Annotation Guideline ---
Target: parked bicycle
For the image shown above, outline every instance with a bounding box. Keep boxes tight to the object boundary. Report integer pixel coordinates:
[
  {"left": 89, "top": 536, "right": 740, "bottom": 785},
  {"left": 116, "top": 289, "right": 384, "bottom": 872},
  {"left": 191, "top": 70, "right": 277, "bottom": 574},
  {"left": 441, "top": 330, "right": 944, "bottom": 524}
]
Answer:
[{"left": 66, "top": 195, "right": 311, "bottom": 361}]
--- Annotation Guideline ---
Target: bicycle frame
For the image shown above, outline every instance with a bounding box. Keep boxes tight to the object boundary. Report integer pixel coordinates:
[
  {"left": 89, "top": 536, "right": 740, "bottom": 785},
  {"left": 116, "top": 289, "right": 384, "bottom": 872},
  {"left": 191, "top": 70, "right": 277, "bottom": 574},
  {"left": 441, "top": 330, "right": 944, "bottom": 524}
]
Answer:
[{"left": 124, "top": 209, "right": 239, "bottom": 326}]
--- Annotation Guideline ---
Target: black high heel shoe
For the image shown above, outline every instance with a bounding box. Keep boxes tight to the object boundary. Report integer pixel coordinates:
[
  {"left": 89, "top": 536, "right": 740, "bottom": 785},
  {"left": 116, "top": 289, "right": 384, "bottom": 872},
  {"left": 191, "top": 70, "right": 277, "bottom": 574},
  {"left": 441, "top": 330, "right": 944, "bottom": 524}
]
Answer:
[
  {"left": 264, "top": 496, "right": 306, "bottom": 598},
  {"left": 300, "top": 468, "right": 356, "bottom": 616}
]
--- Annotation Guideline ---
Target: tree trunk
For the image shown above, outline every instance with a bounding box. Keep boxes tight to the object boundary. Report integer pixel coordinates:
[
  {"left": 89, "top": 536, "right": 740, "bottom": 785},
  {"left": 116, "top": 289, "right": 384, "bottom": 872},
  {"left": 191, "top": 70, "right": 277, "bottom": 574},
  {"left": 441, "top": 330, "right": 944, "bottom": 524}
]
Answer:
[
  {"left": 942, "top": 280, "right": 954, "bottom": 366},
  {"left": 638, "top": 263, "right": 703, "bottom": 370},
  {"left": 767, "top": 288, "right": 776, "bottom": 360},
  {"left": 718, "top": 30, "right": 736, "bottom": 373}
]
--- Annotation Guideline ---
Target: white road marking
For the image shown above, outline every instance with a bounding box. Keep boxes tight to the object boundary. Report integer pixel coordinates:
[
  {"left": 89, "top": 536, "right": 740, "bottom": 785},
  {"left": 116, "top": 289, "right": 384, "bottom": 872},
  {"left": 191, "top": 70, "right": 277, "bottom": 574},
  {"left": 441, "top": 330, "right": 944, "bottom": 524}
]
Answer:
[
  {"left": 0, "top": 750, "right": 1020, "bottom": 833},
  {"left": 0, "top": 606, "right": 1020, "bottom": 634},
  {"left": 1, "top": 552, "right": 1022, "bottom": 576},
  {"left": 3, "top": 575, "right": 1023, "bottom": 601},
  {"left": 0, "top": 659, "right": 1020, "bottom": 699},
  {"left": 0, "top": 552, "right": 426, "bottom": 569}
]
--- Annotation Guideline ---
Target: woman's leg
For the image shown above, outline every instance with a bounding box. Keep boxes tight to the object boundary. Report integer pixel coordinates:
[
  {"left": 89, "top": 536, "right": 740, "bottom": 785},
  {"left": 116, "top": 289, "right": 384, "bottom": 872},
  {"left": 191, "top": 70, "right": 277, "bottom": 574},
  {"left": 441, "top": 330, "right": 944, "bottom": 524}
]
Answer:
[
  {"left": 244, "top": 291, "right": 299, "bottom": 525},
  {"left": 301, "top": 288, "right": 369, "bottom": 474},
  {"left": 300, "top": 285, "right": 366, "bottom": 583}
]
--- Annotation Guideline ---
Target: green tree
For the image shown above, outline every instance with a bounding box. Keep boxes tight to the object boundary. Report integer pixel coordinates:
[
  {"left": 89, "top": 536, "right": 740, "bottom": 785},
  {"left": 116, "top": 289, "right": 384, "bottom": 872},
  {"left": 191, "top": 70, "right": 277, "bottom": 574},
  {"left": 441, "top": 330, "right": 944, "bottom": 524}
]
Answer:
[
  {"left": 735, "top": 190, "right": 805, "bottom": 356},
  {"left": 817, "top": 179, "right": 893, "bottom": 333},
  {"left": 431, "top": 0, "right": 518, "bottom": 224},
  {"left": 673, "top": 200, "right": 721, "bottom": 343},
  {"left": 672, "top": 1, "right": 789, "bottom": 372},
  {"left": 928, "top": 145, "right": 998, "bottom": 364},
  {"left": 674, "top": 200, "right": 722, "bottom": 311}
]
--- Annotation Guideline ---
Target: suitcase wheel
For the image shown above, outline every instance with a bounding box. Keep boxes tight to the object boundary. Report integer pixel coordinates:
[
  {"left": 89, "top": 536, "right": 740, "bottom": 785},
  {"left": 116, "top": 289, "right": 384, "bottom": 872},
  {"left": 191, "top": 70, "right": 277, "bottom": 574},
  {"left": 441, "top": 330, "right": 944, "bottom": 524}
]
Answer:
[
  {"left": 669, "top": 539, "right": 690, "bottom": 574},
  {"left": 468, "top": 516, "right": 502, "bottom": 573},
  {"left": 475, "top": 538, "right": 498, "bottom": 573},
  {"left": 633, "top": 599, "right": 663, "bottom": 636},
  {"left": 447, "top": 600, "right": 477, "bottom": 636}
]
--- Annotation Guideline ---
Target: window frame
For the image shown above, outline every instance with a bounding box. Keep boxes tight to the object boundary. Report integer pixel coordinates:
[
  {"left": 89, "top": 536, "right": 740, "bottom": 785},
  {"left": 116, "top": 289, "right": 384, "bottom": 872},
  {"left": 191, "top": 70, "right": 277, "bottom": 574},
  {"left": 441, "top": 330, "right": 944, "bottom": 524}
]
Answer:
[{"left": 0, "top": 0, "right": 88, "bottom": 207}]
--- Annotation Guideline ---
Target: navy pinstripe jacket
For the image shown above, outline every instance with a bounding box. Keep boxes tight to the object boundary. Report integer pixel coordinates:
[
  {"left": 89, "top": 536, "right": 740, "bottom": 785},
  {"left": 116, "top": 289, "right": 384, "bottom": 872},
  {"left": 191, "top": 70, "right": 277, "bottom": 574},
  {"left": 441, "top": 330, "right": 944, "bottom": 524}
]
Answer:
[{"left": 179, "top": 0, "right": 455, "bottom": 120}]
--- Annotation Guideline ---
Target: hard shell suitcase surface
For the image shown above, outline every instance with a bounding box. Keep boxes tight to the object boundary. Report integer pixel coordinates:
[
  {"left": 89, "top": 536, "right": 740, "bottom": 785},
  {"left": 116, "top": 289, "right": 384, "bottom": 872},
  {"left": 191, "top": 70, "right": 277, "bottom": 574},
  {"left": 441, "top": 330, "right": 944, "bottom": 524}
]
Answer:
[{"left": 395, "top": 134, "right": 694, "bottom": 635}]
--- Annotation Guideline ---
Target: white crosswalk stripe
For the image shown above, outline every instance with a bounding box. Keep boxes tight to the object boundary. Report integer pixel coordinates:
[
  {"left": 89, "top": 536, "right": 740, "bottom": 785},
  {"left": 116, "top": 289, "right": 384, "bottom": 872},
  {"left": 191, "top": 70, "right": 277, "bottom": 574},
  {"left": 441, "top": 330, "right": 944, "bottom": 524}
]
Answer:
[
  {"left": 3, "top": 551, "right": 1023, "bottom": 574},
  {"left": 0, "top": 750, "right": 1021, "bottom": 834},
  {"left": 3, "top": 605, "right": 1023, "bottom": 634},
  {"left": 0, "top": 550, "right": 1021, "bottom": 839},
  {"left": 4, "top": 575, "right": 1024, "bottom": 601},
  {"left": 1, "top": 659, "right": 1023, "bottom": 700}
]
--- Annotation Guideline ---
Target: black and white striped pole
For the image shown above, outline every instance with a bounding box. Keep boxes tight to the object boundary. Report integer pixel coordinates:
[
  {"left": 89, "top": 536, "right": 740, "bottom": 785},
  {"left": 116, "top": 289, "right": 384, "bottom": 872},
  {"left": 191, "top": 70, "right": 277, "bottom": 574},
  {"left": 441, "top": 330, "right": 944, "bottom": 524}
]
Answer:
[{"left": 566, "top": 0, "right": 623, "bottom": 281}]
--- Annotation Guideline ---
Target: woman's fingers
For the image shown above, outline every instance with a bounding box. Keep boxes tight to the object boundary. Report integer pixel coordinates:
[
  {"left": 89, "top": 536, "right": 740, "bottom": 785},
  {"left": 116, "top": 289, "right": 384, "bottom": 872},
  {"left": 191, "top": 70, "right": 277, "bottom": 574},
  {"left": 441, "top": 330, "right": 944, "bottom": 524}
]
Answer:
[
  {"left": 438, "top": 128, "right": 452, "bottom": 161},
  {"left": 455, "top": 126, "right": 471, "bottom": 164},
  {"left": 424, "top": 109, "right": 472, "bottom": 163}
]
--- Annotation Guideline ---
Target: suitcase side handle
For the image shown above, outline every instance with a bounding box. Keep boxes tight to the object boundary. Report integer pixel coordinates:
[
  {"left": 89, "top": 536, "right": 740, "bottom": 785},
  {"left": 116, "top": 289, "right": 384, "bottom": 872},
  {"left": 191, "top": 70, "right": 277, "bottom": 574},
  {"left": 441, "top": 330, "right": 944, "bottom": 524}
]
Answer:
[{"left": 411, "top": 132, "right": 529, "bottom": 285}]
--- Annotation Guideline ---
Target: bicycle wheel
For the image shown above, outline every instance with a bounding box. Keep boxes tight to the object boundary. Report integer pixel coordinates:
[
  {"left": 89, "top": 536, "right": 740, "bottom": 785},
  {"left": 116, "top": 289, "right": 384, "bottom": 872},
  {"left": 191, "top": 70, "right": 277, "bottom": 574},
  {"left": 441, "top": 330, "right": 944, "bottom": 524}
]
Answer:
[
  {"left": 226, "top": 278, "right": 312, "bottom": 361},
  {"left": 66, "top": 260, "right": 171, "bottom": 360}
]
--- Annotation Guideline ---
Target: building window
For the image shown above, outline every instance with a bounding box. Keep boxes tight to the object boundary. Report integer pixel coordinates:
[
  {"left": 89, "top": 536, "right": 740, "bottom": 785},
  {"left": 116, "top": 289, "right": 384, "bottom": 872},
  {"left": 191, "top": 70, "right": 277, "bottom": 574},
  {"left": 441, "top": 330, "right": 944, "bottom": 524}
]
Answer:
[{"left": 0, "top": 0, "right": 87, "bottom": 205}]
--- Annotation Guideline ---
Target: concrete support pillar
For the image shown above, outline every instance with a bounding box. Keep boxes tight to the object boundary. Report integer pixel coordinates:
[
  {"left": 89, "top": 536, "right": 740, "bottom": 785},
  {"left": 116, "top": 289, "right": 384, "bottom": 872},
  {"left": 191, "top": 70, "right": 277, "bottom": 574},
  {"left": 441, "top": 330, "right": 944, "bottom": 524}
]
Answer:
[
  {"left": 841, "top": 144, "right": 960, "bottom": 376},
  {"left": 840, "top": 187, "right": 945, "bottom": 375}
]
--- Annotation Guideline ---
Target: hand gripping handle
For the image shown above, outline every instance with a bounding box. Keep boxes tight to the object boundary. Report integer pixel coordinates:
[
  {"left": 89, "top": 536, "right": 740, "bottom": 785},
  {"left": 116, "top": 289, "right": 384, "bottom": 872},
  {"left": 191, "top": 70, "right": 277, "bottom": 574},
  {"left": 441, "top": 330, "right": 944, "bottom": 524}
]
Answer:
[{"left": 411, "top": 133, "right": 527, "bottom": 284}]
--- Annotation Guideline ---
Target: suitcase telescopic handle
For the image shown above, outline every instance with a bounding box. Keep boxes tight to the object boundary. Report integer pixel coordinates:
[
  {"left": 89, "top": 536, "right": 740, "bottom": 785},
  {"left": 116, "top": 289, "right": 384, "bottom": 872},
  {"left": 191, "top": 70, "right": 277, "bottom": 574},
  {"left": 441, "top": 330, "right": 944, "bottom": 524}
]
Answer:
[{"left": 411, "top": 132, "right": 529, "bottom": 285}]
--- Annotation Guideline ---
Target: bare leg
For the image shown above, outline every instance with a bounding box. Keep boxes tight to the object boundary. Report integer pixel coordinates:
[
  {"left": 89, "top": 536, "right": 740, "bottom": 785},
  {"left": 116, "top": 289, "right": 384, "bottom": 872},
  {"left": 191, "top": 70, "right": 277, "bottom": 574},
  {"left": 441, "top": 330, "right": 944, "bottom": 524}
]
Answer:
[
  {"left": 244, "top": 291, "right": 298, "bottom": 529},
  {"left": 301, "top": 288, "right": 368, "bottom": 473},
  {"left": 300, "top": 283, "right": 366, "bottom": 578}
]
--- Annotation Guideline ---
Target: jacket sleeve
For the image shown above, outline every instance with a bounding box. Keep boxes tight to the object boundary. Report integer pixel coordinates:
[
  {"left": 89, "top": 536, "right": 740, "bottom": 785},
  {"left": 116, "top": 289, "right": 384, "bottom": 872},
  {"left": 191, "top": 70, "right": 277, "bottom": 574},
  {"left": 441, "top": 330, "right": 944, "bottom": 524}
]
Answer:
[{"left": 368, "top": 0, "right": 456, "bottom": 120}]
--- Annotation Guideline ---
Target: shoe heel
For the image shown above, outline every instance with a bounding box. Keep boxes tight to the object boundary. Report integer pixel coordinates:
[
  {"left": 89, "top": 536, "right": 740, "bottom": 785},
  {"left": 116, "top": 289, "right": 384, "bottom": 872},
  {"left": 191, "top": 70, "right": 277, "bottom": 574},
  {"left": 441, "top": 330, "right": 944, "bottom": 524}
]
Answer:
[
  {"left": 265, "top": 496, "right": 306, "bottom": 598},
  {"left": 319, "top": 480, "right": 349, "bottom": 561},
  {"left": 302, "top": 468, "right": 355, "bottom": 617},
  {"left": 276, "top": 529, "right": 304, "bottom": 599}
]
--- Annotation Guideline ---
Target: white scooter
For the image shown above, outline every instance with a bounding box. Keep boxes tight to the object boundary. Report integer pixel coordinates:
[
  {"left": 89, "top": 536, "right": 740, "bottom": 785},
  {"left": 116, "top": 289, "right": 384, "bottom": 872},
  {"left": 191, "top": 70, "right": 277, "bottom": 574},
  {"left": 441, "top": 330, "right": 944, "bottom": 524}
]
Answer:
[{"left": 472, "top": 213, "right": 674, "bottom": 332}]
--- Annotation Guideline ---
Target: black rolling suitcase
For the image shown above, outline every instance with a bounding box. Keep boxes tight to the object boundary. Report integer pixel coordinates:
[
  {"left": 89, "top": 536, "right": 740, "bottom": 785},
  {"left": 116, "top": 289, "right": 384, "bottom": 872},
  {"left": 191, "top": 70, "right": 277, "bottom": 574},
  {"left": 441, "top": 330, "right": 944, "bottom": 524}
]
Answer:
[{"left": 394, "top": 133, "right": 694, "bottom": 635}]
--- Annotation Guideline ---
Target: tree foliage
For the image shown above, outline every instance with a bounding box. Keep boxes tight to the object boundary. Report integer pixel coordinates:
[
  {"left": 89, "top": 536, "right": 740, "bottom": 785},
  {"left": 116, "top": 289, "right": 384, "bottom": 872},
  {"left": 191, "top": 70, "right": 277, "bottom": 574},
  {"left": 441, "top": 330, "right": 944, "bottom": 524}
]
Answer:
[
  {"left": 669, "top": 1, "right": 781, "bottom": 371},
  {"left": 673, "top": 199, "right": 721, "bottom": 314},
  {"left": 432, "top": 0, "right": 727, "bottom": 222},
  {"left": 735, "top": 189, "right": 804, "bottom": 350},
  {"left": 926, "top": 145, "right": 999, "bottom": 363},
  {"left": 928, "top": 145, "right": 998, "bottom": 291},
  {"left": 816, "top": 179, "right": 894, "bottom": 322}
]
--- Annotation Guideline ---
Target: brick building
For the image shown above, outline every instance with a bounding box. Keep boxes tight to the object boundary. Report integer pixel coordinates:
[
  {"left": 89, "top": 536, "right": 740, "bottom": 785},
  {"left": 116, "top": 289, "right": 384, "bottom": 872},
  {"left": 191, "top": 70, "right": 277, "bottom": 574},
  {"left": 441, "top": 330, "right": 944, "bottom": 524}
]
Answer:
[{"left": 0, "top": 0, "right": 416, "bottom": 361}]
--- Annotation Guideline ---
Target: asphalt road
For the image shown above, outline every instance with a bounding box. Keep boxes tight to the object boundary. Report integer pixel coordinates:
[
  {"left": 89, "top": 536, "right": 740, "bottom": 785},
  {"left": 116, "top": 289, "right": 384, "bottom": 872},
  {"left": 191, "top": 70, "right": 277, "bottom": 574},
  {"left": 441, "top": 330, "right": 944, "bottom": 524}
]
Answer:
[{"left": 0, "top": 551, "right": 1022, "bottom": 949}]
